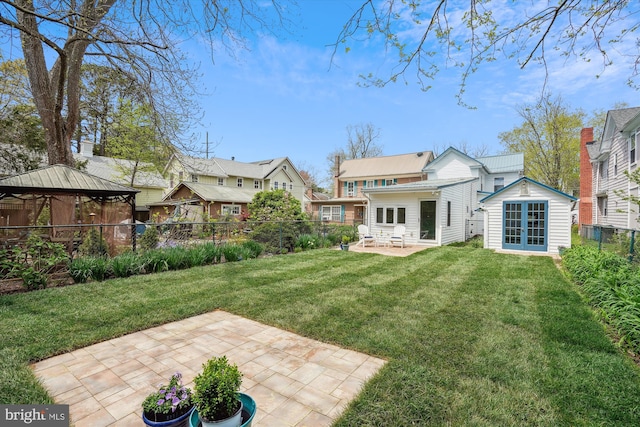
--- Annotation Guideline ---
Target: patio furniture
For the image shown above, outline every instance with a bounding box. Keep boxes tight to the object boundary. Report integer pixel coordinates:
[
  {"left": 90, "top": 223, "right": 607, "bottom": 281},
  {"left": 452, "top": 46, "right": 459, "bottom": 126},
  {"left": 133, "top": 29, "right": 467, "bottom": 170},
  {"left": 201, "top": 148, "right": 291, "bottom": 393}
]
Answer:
[
  {"left": 357, "top": 224, "right": 377, "bottom": 247},
  {"left": 389, "top": 225, "right": 406, "bottom": 248}
]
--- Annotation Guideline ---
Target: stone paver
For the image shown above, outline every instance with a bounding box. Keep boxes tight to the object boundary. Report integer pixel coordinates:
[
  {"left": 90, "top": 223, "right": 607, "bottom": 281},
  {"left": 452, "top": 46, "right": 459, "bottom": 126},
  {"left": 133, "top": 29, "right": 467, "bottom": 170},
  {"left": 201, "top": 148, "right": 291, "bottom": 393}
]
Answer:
[{"left": 32, "top": 310, "right": 386, "bottom": 426}]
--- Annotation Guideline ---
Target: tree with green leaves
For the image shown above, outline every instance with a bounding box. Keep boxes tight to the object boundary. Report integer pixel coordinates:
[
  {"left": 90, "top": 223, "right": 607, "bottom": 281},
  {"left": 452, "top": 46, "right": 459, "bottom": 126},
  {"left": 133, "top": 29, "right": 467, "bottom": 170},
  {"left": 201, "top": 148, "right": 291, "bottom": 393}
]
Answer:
[
  {"left": 0, "top": 57, "right": 45, "bottom": 173},
  {"left": 248, "top": 189, "right": 306, "bottom": 222},
  {"left": 499, "top": 93, "right": 584, "bottom": 194}
]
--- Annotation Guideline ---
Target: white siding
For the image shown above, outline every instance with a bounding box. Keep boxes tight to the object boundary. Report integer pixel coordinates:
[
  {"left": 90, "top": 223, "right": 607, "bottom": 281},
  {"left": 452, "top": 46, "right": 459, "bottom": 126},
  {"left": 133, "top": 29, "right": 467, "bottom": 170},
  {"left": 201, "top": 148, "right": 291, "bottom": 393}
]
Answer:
[
  {"left": 440, "top": 182, "right": 474, "bottom": 245},
  {"left": 428, "top": 154, "right": 476, "bottom": 180},
  {"left": 483, "top": 180, "right": 573, "bottom": 255}
]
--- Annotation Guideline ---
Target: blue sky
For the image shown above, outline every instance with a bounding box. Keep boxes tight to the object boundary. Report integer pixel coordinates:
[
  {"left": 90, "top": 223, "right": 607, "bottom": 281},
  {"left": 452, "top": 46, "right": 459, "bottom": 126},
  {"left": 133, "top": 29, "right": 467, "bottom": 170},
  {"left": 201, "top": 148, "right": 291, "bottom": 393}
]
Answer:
[{"left": 184, "top": 1, "right": 639, "bottom": 180}]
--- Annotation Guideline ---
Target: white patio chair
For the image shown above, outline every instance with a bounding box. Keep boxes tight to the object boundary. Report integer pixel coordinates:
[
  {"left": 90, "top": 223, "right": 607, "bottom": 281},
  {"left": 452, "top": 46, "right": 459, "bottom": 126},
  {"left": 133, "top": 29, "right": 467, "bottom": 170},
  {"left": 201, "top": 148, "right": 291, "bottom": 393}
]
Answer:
[
  {"left": 357, "top": 224, "right": 377, "bottom": 247},
  {"left": 389, "top": 225, "right": 406, "bottom": 248}
]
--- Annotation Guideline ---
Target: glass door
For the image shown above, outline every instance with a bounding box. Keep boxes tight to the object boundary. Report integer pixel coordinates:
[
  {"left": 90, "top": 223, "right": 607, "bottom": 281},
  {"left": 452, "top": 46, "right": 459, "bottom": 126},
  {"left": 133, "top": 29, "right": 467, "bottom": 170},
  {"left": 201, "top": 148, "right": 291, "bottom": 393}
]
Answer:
[{"left": 420, "top": 200, "right": 436, "bottom": 240}]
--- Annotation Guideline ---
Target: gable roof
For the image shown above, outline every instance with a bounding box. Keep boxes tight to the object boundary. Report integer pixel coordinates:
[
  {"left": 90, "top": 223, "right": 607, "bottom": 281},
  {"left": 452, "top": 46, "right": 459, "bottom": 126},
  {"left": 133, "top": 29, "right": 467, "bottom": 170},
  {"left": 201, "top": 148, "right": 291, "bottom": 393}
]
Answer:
[
  {"left": 158, "top": 181, "right": 256, "bottom": 204},
  {"left": 590, "top": 106, "right": 640, "bottom": 160},
  {"left": 609, "top": 107, "right": 640, "bottom": 131},
  {"left": 74, "top": 154, "right": 167, "bottom": 188},
  {"left": 424, "top": 147, "right": 523, "bottom": 174},
  {"left": 0, "top": 164, "right": 139, "bottom": 198},
  {"left": 479, "top": 176, "right": 576, "bottom": 203},
  {"left": 339, "top": 151, "right": 434, "bottom": 179}
]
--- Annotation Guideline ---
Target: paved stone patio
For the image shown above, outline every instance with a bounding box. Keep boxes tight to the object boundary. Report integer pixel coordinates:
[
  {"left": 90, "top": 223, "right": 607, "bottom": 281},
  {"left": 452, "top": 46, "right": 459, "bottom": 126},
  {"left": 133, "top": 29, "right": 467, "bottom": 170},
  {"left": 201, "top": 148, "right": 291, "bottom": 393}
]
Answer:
[{"left": 32, "top": 310, "right": 386, "bottom": 426}]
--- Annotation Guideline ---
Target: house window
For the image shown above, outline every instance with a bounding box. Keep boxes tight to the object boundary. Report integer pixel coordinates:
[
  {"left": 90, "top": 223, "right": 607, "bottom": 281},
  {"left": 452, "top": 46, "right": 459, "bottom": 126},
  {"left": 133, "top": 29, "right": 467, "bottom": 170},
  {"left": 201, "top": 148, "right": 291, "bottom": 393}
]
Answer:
[
  {"left": 254, "top": 180, "right": 261, "bottom": 189},
  {"left": 386, "top": 208, "right": 394, "bottom": 224},
  {"left": 178, "top": 171, "right": 183, "bottom": 181},
  {"left": 385, "top": 179, "right": 396, "bottom": 186},
  {"left": 289, "top": 183, "right": 293, "bottom": 191},
  {"left": 222, "top": 205, "right": 241, "bottom": 215},
  {"left": 447, "top": 201, "right": 451, "bottom": 227},
  {"left": 377, "top": 207, "right": 405, "bottom": 224},
  {"left": 614, "top": 153, "right": 618, "bottom": 176},
  {"left": 237, "top": 178, "right": 243, "bottom": 187},
  {"left": 217, "top": 178, "right": 224, "bottom": 186},
  {"left": 600, "top": 159, "right": 609, "bottom": 179},
  {"left": 494, "top": 177, "right": 504, "bottom": 192},
  {"left": 631, "top": 134, "right": 637, "bottom": 165},
  {"left": 367, "top": 180, "right": 374, "bottom": 188},
  {"left": 347, "top": 182, "right": 355, "bottom": 197},
  {"left": 274, "top": 181, "right": 279, "bottom": 190},
  {"left": 191, "top": 174, "right": 198, "bottom": 182},
  {"left": 170, "top": 173, "right": 175, "bottom": 188},
  {"left": 322, "top": 206, "right": 341, "bottom": 222},
  {"left": 598, "top": 197, "right": 608, "bottom": 217},
  {"left": 283, "top": 165, "right": 287, "bottom": 171},
  {"left": 397, "top": 208, "right": 406, "bottom": 224}
]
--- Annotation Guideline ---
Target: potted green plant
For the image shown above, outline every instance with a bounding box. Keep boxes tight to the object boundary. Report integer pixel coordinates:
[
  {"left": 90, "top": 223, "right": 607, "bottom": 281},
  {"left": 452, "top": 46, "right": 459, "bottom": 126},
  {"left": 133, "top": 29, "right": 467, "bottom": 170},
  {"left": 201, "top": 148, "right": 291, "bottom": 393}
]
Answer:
[
  {"left": 142, "top": 372, "right": 194, "bottom": 427},
  {"left": 340, "top": 235, "right": 350, "bottom": 251},
  {"left": 192, "top": 356, "right": 243, "bottom": 427}
]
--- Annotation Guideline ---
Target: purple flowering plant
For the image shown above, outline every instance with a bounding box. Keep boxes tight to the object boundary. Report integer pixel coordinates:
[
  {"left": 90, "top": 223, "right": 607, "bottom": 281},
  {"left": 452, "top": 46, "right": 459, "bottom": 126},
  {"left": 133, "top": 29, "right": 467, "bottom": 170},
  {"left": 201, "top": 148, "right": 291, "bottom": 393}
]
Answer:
[{"left": 142, "top": 372, "right": 193, "bottom": 421}]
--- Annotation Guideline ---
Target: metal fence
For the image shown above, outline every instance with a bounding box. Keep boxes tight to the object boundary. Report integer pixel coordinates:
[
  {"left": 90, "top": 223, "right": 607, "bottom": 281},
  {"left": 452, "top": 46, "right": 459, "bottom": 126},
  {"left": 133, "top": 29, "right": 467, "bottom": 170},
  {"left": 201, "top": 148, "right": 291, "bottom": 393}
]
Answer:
[
  {"left": 580, "top": 224, "right": 640, "bottom": 261},
  {"left": 0, "top": 220, "right": 360, "bottom": 258}
]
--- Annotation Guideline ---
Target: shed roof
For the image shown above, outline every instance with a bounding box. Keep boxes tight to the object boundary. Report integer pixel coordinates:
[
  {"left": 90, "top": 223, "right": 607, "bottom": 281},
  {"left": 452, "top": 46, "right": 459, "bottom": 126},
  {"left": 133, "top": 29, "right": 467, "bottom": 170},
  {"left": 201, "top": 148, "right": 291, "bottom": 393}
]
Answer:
[{"left": 0, "top": 164, "right": 139, "bottom": 199}]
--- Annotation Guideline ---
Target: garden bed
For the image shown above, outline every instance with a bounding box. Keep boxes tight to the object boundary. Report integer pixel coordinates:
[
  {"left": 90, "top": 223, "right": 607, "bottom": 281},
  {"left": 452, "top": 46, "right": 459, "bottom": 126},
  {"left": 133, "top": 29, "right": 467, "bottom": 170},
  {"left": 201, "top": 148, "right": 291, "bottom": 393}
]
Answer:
[{"left": 0, "top": 272, "right": 74, "bottom": 295}]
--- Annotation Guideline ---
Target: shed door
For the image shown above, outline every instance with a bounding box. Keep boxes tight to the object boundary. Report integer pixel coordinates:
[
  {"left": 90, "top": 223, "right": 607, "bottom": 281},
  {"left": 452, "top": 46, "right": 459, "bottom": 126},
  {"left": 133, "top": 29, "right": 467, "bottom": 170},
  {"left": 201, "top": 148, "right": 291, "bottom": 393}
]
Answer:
[{"left": 502, "top": 201, "right": 548, "bottom": 252}]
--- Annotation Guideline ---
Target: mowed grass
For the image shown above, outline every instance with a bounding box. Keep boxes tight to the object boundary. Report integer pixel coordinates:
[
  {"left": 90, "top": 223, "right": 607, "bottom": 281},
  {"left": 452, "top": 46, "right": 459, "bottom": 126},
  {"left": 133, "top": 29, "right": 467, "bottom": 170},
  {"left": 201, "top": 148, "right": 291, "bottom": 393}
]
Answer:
[{"left": 1, "top": 246, "right": 640, "bottom": 425}]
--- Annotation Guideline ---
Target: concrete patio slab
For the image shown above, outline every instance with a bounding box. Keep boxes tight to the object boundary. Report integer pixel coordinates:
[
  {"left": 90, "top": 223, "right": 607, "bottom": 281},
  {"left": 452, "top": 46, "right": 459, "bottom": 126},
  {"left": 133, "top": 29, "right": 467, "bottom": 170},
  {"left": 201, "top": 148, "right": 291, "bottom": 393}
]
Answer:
[{"left": 32, "top": 310, "right": 386, "bottom": 427}]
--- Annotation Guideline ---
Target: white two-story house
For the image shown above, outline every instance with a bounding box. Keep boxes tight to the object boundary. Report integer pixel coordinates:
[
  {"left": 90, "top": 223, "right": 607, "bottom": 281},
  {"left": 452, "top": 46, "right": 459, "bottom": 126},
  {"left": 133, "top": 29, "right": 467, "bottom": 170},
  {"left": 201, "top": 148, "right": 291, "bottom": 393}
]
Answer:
[{"left": 363, "top": 147, "right": 524, "bottom": 247}]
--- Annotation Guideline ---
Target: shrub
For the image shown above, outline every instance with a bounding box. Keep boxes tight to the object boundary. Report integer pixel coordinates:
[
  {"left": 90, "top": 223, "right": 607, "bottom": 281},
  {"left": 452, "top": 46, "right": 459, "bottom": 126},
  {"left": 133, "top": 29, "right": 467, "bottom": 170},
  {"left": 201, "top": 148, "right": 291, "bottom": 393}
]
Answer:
[
  {"left": 296, "top": 234, "right": 320, "bottom": 251},
  {"left": 111, "top": 252, "right": 145, "bottom": 278},
  {"left": 138, "top": 225, "right": 159, "bottom": 251},
  {"left": 221, "top": 244, "right": 245, "bottom": 262},
  {"left": 193, "top": 356, "right": 242, "bottom": 422},
  {"left": 249, "top": 222, "right": 298, "bottom": 253},
  {"left": 140, "top": 249, "right": 170, "bottom": 274},
  {"left": 69, "top": 256, "right": 110, "bottom": 283},
  {"left": 240, "top": 240, "right": 264, "bottom": 258}
]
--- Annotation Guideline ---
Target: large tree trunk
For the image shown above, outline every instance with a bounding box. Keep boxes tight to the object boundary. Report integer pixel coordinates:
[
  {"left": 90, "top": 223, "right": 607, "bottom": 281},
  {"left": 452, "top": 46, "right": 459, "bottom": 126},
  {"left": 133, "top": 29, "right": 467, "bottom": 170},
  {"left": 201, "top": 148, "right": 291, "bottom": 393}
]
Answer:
[{"left": 16, "top": 0, "right": 115, "bottom": 166}]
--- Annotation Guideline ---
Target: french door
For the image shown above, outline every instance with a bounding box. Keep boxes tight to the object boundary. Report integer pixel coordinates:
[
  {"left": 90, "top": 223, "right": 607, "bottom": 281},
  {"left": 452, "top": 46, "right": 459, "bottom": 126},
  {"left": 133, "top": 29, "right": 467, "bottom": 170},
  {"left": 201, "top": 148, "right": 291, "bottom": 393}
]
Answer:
[{"left": 503, "top": 201, "right": 547, "bottom": 251}]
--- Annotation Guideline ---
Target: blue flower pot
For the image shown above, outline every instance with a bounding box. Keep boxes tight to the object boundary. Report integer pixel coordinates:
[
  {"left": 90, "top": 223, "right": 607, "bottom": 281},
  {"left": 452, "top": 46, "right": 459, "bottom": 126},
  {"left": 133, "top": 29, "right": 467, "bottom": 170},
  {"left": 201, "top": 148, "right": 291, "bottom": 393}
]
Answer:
[
  {"left": 189, "top": 393, "right": 256, "bottom": 427},
  {"left": 143, "top": 405, "right": 194, "bottom": 427}
]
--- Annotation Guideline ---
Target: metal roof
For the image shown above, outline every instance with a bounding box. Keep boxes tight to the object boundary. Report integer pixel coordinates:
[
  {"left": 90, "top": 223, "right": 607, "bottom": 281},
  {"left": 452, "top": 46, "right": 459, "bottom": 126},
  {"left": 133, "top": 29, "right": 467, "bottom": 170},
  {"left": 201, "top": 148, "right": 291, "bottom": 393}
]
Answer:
[
  {"left": 364, "top": 177, "right": 478, "bottom": 193},
  {"left": 74, "top": 154, "right": 167, "bottom": 188},
  {"left": 477, "top": 153, "right": 524, "bottom": 173},
  {"left": 0, "top": 164, "right": 139, "bottom": 197},
  {"left": 339, "top": 151, "right": 434, "bottom": 179}
]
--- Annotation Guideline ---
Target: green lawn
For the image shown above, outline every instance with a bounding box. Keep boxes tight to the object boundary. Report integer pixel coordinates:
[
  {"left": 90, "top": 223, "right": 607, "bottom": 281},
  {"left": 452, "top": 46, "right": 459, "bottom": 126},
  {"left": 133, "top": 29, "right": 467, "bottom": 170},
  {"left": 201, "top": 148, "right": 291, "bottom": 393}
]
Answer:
[{"left": 1, "top": 246, "right": 640, "bottom": 425}]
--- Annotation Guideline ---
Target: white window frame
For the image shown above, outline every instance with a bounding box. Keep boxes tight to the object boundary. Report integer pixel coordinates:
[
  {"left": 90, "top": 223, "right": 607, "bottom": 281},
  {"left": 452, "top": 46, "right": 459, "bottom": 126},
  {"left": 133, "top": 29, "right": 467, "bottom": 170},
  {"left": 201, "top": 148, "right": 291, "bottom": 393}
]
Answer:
[
  {"left": 347, "top": 182, "right": 355, "bottom": 197},
  {"left": 254, "top": 180, "right": 261, "bottom": 189},
  {"left": 494, "top": 177, "right": 504, "bottom": 192},
  {"left": 191, "top": 174, "right": 198, "bottom": 183},
  {"left": 237, "top": 178, "right": 243, "bottom": 188},
  {"left": 321, "top": 206, "right": 341, "bottom": 222},
  {"left": 376, "top": 206, "right": 406, "bottom": 225},
  {"left": 367, "top": 180, "right": 374, "bottom": 188},
  {"left": 221, "top": 204, "right": 241, "bottom": 215},
  {"left": 274, "top": 181, "right": 279, "bottom": 190},
  {"left": 631, "top": 133, "right": 637, "bottom": 165},
  {"left": 217, "top": 177, "right": 224, "bottom": 186}
]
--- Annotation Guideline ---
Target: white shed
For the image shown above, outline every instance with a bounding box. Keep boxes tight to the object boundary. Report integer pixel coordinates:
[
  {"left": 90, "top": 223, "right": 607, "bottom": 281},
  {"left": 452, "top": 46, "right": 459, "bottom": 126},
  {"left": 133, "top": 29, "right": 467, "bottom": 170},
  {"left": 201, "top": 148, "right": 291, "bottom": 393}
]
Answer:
[{"left": 480, "top": 177, "right": 576, "bottom": 255}]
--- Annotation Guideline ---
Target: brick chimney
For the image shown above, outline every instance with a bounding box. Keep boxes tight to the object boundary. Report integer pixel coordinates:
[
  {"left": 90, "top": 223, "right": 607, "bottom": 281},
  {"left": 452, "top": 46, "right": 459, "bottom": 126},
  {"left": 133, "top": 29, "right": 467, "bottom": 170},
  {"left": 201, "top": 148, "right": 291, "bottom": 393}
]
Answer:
[
  {"left": 334, "top": 155, "right": 341, "bottom": 198},
  {"left": 579, "top": 127, "right": 594, "bottom": 227}
]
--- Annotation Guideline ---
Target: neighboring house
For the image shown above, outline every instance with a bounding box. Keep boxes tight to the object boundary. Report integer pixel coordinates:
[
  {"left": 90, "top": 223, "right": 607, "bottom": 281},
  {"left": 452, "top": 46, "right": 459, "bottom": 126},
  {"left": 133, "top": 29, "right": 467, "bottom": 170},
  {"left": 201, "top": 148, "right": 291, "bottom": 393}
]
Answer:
[
  {"left": 363, "top": 147, "right": 524, "bottom": 247},
  {"left": 584, "top": 106, "right": 640, "bottom": 230},
  {"left": 481, "top": 177, "right": 575, "bottom": 255},
  {"left": 74, "top": 141, "right": 168, "bottom": 222},
  {"left": 311, "top": 150, "right": 435, "bottom": 223},
  {"left": 154, "top": 153, "right": 306, "bottom": 221}
]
